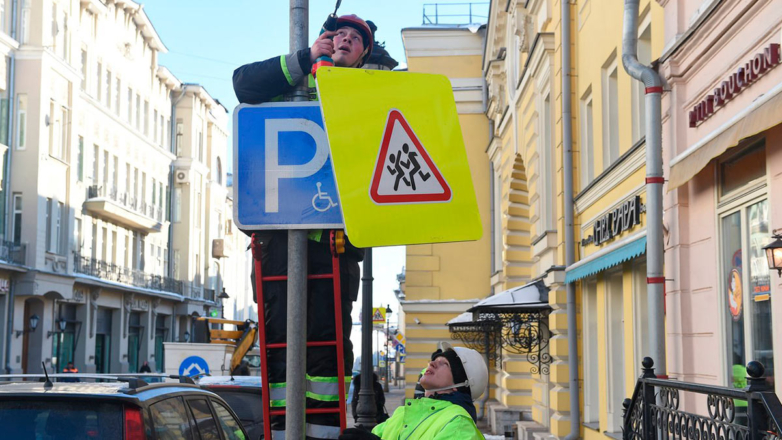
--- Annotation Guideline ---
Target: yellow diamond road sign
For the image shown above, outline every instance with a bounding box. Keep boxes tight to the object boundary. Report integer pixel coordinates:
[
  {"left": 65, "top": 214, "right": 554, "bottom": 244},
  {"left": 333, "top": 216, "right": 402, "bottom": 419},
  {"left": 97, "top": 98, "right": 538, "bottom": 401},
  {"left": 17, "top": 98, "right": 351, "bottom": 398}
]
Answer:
[{"left": 316, "top": 67, "right": 482, "bottom": 248}]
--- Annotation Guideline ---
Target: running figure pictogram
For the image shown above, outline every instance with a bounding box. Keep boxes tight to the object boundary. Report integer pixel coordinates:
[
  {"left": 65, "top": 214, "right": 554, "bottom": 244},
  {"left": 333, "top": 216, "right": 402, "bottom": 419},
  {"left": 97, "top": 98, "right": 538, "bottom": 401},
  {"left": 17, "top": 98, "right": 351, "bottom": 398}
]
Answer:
[
  {"left": 386, "top": 152, "right": 411, "bottom": 191},
  {"left": 398, "top": 143, "right": 431, "bottom": 191}
]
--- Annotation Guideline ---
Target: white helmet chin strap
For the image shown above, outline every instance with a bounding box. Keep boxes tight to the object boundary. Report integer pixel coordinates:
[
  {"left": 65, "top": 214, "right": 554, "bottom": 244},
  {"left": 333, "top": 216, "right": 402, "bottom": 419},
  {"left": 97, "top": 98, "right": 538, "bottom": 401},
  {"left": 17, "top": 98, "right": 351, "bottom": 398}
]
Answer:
[{"left": 424, "top": 380, "right": 469, "bottom": 394}]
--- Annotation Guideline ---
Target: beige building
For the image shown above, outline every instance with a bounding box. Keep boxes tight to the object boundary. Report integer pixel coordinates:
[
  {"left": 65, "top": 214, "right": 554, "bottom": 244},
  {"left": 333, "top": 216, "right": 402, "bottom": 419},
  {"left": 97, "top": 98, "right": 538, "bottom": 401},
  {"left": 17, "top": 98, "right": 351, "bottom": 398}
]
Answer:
[{"left": 0, "top": 0, "right": 247, "bottom": 375}]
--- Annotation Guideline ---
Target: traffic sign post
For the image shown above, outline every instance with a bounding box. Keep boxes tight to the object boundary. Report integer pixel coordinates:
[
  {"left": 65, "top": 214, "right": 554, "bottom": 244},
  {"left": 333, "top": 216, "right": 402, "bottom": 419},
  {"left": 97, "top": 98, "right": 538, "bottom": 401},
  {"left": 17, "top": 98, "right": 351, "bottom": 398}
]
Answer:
[
  {"left": 233, "top": 102, "right": 343, "bottom": 230},
  {"left": 316, "top": 67, "right": 482, "bottom": 247}
]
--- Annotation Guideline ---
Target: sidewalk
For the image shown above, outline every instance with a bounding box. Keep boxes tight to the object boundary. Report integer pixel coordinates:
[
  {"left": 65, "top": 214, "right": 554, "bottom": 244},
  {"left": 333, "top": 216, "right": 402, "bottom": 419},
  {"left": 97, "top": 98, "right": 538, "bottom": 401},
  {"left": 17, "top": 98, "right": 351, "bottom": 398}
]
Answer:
[{"left": 346, "top": 385, "right": 407, "bottom": 428}]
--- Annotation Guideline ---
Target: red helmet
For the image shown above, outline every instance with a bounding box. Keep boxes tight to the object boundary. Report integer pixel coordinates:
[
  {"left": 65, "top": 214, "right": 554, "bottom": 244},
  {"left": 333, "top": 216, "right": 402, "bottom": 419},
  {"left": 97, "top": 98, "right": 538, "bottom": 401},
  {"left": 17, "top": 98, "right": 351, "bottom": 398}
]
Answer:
[{"left": 336, "top": 14, "right": 373, "bottom": 63}]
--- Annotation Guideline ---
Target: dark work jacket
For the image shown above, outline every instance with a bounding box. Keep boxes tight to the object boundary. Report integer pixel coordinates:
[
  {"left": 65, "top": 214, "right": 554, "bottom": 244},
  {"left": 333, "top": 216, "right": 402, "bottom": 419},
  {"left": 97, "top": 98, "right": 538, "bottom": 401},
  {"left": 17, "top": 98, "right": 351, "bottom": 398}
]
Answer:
[
  {"left": 430, "top": 391, "right": 478, "bottom": 422},
  {"left": 233, "top": 48, "right": 314, "bottom": 104}
]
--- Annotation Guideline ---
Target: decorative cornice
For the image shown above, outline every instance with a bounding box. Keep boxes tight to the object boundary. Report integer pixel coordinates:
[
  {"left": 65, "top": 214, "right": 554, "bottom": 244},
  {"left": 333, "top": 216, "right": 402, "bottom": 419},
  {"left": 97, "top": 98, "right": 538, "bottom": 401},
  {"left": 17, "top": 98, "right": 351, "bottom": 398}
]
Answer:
[{"left": 575, "top": 139, "right": 646, "bottom": 214}]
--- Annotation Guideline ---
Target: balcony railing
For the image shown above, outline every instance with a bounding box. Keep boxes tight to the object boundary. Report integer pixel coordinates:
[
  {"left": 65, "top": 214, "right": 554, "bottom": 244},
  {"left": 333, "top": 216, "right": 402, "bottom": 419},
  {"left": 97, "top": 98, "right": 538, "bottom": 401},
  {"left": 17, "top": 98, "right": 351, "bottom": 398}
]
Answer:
[
  {"left": 73, "top": 253, "right": 183, "bottom": 295},
  {"left": 422, "top": 2, "right": 489, "bottom": 25},
  {"left": 87, "top": 185, "right": 163, "bottom": 223},
  {"left": 0, "top": 241, "right": 26, "bottom": 266}
]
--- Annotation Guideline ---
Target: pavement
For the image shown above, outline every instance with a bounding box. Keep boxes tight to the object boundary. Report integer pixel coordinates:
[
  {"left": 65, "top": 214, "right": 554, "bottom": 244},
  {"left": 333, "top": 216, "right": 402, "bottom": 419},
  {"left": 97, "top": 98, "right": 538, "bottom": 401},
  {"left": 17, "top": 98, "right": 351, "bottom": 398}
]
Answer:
[{"left": 346, "top": 384, "right": 407, "bottom": 429}]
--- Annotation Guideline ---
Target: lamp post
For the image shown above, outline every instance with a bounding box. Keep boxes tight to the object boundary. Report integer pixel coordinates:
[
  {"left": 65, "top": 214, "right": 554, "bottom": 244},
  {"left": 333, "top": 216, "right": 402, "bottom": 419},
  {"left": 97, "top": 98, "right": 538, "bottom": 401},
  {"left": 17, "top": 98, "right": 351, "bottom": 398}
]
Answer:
[
  {"left": 763, "top": 232, "right": 782, "bottom": 277},
  {"left": 218, "top": 288, "right": 230, "bottom": 323},
  {"left": 384, "top": 305, "right": 392, "bottom": 392}
]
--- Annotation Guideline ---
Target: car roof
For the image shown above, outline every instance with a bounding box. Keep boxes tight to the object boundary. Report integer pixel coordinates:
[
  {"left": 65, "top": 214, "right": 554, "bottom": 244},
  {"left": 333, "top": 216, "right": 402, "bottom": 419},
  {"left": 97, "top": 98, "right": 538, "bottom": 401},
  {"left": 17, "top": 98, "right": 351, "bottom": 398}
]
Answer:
[
  {"left": 0, "top": 379, "right": 219, "bottom": 402},
  {"left": 198, "top": 375, "right": 262, "bottom": 388}
]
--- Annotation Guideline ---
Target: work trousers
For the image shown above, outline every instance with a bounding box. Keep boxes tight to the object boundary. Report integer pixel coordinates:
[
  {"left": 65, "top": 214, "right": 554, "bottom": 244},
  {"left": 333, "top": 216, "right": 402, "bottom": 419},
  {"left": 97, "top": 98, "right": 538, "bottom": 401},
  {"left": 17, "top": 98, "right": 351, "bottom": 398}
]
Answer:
[{"left": 251, "top": 231, "right": 361, "bottom": 440}]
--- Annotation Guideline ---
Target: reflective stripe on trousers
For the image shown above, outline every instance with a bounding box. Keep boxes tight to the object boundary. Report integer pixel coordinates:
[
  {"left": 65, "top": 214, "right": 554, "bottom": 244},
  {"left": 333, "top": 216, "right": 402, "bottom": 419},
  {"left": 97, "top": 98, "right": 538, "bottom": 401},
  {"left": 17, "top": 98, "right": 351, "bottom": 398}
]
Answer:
[
  {"left": 271, "top": 424, "right": 342, "bottom": 440},
  {"left": 269, "top": 377, "right": 350, "bottom": 405}
]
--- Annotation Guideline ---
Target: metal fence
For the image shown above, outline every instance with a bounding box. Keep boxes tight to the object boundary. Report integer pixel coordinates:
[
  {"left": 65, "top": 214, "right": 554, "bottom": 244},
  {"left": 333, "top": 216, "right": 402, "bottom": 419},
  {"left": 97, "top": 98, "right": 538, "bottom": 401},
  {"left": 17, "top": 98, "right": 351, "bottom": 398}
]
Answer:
[
  {"left": 423, "top": 2, "right": 489, "bottom": 25},
  {"left": 73, "top": 253, "right": 183, "bottom": 295},
  {"left": 0, "top": 240, "right": 26, "bottom": 266},
  {"left": 623, "top": 357, "right": 782, "bottom": 440},
  {"left": 88, "top": 185, "right": 163, "bottom": 223}
]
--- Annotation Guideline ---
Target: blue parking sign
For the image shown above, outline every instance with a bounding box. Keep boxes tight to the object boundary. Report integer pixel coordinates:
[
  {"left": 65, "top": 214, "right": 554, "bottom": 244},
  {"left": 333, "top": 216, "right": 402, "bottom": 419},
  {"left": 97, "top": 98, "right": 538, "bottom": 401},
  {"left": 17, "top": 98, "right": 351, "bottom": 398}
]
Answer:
[{"left": 233, "top": 102, "right": 343, "bottom": 229}]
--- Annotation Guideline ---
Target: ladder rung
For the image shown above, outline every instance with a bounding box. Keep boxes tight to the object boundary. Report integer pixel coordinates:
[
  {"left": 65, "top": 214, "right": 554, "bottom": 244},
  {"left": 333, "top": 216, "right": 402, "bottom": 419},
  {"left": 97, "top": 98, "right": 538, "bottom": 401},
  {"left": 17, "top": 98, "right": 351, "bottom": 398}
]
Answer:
[
  {"left": 269, "top": 408, "right": 341, "bottom": 417},
  {"left": 261, "top": 274, "right": 335, "bottom": 282},
  {"left": 265, "top": 340, "right": 338, "bottom": 350}
]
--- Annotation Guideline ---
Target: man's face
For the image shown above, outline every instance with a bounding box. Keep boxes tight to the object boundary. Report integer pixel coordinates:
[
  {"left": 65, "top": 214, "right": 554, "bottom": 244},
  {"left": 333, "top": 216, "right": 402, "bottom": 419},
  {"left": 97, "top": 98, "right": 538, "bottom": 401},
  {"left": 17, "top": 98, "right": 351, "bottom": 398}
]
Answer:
[
  {"left": 331, "top": 26, "right": 366, "bottom": 68},
  {"left": 419, "top": 355, "right": 455, "bottom": 392}
]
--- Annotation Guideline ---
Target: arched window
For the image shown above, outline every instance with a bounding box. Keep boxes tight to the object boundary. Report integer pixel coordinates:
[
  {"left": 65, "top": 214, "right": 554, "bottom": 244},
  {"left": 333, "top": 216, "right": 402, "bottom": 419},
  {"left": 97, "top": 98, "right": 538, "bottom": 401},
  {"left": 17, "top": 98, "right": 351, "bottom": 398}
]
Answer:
[{"left": 216, "top": 157, "right": 223, "bottom": 185}]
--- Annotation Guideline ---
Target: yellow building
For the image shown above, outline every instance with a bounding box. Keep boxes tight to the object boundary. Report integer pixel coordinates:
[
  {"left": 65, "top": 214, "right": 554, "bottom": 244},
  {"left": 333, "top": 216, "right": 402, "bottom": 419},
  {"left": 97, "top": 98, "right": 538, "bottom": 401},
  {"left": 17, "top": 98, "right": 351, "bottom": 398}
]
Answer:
[
  {"left": 399, "top": 23, "right": 492, "bottom": 399},
  {"left": 402, "top": 0, "right": 665, "bottom": 438}
]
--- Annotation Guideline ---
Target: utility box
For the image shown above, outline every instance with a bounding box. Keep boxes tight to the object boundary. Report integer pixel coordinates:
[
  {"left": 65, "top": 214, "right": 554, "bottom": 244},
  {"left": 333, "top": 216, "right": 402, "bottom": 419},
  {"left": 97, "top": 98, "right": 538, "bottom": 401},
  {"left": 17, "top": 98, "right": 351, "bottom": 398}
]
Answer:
[{"left": 164, "top": 342, "right": 235, "bottom": 377}]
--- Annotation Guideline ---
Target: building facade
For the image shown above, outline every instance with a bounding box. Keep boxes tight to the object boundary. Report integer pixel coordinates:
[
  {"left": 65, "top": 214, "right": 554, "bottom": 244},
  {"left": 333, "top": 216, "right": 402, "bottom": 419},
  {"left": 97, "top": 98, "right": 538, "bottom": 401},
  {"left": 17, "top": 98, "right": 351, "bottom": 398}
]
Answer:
[
  {"left": 661, "top": 0, "right": 781, "bottom": 398},
  {"left": 0, "top": 0, "right": 247, "bottom": 376}
]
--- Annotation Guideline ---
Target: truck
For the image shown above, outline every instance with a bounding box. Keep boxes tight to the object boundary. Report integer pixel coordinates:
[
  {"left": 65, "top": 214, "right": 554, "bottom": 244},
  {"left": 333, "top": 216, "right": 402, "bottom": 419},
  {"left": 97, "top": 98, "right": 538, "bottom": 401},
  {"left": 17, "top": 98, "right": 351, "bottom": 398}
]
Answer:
[{"left": 164, "top": 317, "right": 260, "bottom": 377}]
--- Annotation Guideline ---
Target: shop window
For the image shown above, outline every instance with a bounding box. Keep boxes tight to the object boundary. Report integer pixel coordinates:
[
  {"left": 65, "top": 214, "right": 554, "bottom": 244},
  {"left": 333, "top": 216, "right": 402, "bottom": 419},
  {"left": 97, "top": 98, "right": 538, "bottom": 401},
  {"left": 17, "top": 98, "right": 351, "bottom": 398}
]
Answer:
[
  {"left": 52, "top": 303, "right": 78, "bottom": 373},
  {"left": 605, "top": 269, "right": 625, "bottom": 433},
  {"left": 582, "top": 279, "right": 600, "bottom": 425},
  {"left": 128, "top": 312, "right": 143, "bottom": 374},
  {"left": 720, "top": 140, "right": 766, "bottom": 198},
  {"left": 720, "top": 197, "right": 774, "bottom": 391},
  {"left": 155, "top": 315, "right": 167, "bottom": 372}
]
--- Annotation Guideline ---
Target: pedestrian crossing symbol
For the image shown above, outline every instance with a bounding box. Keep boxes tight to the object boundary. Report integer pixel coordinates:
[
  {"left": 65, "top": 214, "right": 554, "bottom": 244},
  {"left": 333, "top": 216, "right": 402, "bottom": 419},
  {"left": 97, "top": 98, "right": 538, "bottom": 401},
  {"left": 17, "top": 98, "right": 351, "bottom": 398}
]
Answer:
[
  {"left": 370, "top": 109, "right": 451, "bottom": 204},
  {"left": 372, "top": 307, "right": 386, "bottom": 324},
  {"left": 316, "top": 67, "right": 482, "bottom": 247}
]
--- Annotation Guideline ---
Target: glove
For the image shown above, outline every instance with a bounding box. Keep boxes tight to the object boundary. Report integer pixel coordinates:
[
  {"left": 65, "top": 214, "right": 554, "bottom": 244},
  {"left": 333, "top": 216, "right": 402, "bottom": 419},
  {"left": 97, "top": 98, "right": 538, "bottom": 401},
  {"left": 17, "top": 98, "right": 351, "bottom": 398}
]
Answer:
[{"left": 339, "top": 427, "right": 382, "bottom": 440}]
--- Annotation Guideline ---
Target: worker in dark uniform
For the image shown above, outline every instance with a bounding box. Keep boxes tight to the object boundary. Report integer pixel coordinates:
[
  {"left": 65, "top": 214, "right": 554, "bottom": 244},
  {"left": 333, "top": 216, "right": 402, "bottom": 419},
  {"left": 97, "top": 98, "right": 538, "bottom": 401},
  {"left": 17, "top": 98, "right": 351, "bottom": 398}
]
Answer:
[{"left": 233, "top": 14, "right": 373, "bottom": 440}]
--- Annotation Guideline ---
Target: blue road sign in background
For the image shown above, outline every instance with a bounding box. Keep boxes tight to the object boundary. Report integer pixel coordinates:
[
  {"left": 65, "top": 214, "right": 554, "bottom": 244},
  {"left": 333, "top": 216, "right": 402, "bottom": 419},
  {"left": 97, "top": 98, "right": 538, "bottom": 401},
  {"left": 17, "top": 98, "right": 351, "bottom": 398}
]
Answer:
[
  {"left": 179, "top": 356, "right": 210, "bottom": 377},
  {"left": 233, "top": 102, "right": 343, "bottom": 230}
]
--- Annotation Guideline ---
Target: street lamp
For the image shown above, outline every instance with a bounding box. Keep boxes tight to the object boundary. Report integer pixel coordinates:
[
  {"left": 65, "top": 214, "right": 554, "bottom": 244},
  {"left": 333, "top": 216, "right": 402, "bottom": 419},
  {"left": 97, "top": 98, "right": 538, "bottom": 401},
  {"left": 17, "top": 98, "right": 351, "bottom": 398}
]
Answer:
[
  {"left": 218, "top": 288, "right": 230, "bottom": 317},
  {"left": 763, "top": 232, "right": 782, "bottom": 277},
  {"left": 183, "top": 331, "right": 191, "bottom": 342},
  {"left": 15, "top": 314, "right": 40, "bottom": 338},
  {"left": 384, "top": 305, "right": 392, "bottom": 392},
  {"left": 48, "top": 317, "right": 67, "bottom": 338}
]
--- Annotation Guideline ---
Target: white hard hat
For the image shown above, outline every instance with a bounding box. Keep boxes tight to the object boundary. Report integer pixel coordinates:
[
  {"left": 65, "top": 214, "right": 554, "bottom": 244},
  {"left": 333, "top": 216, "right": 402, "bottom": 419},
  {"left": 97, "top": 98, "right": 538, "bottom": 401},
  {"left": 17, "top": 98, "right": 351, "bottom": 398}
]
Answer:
[{"left": 438, "top": 341, "right": 489, "bottom": 400}]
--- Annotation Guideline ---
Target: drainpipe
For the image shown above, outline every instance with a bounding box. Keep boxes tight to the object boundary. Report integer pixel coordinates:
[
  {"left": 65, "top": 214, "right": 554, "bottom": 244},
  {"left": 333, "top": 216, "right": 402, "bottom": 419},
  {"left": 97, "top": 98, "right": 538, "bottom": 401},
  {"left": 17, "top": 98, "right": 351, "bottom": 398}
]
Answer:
[
  {"left": 561, "top": 1, "right": 581, "bottom": 439},
  {"left": 622, "top": 0, "right": 666, "bottom": 378},
  {"left": 4, "top": 0, "right": 19, "bottom": 374}
]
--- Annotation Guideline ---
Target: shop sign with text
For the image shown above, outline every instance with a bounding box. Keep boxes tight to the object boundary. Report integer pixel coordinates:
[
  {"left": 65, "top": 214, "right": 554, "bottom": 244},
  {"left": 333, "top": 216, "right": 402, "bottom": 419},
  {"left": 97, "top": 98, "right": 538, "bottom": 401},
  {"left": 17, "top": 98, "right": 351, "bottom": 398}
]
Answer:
[
  {"left": 582, "top": 196, "right": 644, "bottom": 246},
  {"left": 690, "top": 43, "right": 781, "bottom": 127}
]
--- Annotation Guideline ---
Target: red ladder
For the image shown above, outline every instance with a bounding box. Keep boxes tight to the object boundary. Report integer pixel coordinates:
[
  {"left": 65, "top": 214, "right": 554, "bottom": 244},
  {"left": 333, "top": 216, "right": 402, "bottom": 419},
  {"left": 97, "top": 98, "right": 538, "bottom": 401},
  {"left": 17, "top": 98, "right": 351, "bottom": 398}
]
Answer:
[{"left": 251, "top": 231, "right": 348, "bottom": 440}]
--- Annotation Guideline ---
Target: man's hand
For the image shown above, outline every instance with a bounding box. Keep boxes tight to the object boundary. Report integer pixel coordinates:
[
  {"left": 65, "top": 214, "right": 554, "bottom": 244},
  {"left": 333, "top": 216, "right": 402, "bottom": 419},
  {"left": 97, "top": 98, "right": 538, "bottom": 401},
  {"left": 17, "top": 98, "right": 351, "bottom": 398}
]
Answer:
[
  {"left": 310, "top": 31, "right": 338, "bottom": 63},
  {"left": 338, "top": 427, "right": 381, "bottom": 440}
]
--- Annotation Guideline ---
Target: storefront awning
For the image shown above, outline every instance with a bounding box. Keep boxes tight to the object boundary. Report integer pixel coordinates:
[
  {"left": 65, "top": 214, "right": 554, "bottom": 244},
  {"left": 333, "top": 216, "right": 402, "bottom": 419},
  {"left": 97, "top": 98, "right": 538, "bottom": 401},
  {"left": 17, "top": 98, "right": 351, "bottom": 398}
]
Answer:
[
  {"left": 669, "top": 81, "right": 782, "bottom": 190},
  {"left": 565, "top": 231, "right": 647, "bottom": 283},
  {"left": 467, "top": 280, "right": 550, "bottom": 313}
]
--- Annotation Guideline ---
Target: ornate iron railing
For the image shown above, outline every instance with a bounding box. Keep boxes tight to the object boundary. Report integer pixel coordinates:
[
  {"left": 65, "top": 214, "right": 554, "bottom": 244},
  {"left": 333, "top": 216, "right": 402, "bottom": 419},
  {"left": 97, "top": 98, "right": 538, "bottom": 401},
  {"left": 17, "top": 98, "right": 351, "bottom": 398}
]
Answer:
[
  {"left": 477, "top": 310, "right": 552, "bottom": 374},
  {"left": 87, "top": 185, "right": 163, "bottom": 222},
  {"left": 623, "top": 357, "right": 782, "bottom": 440},
  {"left": 449, "top": 319, "right": 503, "bottom": 366},
  {"left": 0, "top": 240, "right": 26, "bottom": 266},
  {"left": 73, "top": 253, "right": 183, "bottom": 295}
]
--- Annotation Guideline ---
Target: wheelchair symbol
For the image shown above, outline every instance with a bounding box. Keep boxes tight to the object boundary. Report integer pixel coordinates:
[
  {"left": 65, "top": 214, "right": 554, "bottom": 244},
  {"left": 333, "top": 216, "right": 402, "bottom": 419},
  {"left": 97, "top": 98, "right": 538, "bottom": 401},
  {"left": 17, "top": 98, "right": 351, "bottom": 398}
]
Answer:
[{"left": 312, "top": 182, "right": 338, "bottom": 212}]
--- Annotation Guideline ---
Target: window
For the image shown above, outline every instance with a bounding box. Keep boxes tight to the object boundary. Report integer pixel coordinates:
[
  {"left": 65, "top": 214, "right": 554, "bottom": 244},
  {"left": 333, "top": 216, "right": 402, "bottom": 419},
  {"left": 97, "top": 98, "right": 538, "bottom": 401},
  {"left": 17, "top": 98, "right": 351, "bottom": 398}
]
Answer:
[
  {"left": 720, "top": 141, "right": 766, "bottom": 198},
  {"left": 76, "top": 136, "right": 83, "bottom": 182},
  {"left": 151, "top": 179, "right": 156, "bottom": 206},
  {"left": 115, "top": 78, "right": 121, "bottom": 116},
  {"left": 105, "top": 70, "right": 111, "bottom": 108},
  {"left": 605, "top": 269, "right": 625, "bottom": 433},
  {"left": 187, "top": 398, "right": 220, "bottom": 440},
  {"left": 12, "top": 194, "right": 21, "bottom": 244},
  {"left": 102, "top": 150, "right": 109, "bottom": 187},
  {"left": 96, "top": 62, "right": 102, "bottom": 102},
  {"left": 175, "top": 121, "right": 183, "bottom": 156},
  {"left": 125, "top": 235, "right": 131, "bottom": 268},
  {"left": 216, "top": 212, "right": 223, "bottom": 239},
  {"left": 166, "top": 118, "right": 171, "bottom": 151},
  {"left": 632, "top": 21, "right": 651, "bottom": 144},
  {"left": 80, "top": 50, "right": 87, "bottom": 90},
  {"left": 150, "top": 397, "right": 193, "bottom": 440},
  {"left": 159, "top": 115, "right": 165, "bottom": 147},
  {"left": 20, "top": 0, "right": 30, "bottom": 44},
  {"left": 49, "top": 101, "right": 63, "bottom": 159},
  {"left": 213, "top": 401, "right": 245, "bottom": 440},
  {"left": 135, "top": 94, "right": 140, "bottom": 130},
  {"left": 196, "top": 191, "right": 202, "bottom": 228},
  {"left": 46, "top": 199, "right": 63, "bottom": 254},
  {"left": 73, "top": 217, "right": 81, "bottom": 253},
  {"left": 133, "top": 167, "right": 139, "bottom": 203},
  {"left": 153, "top": 109, "right": 158, "bottom": 143},
  {"left": 127, "top": 87, "right": 133, "bottom": 124},
  {"left": 602, "top": 56, "right": 620, "bottom": 169},
  {"left": 16, "top": 94, "right": 26, "bottom": 150},
  {"left": 197, "top": 130, "right": 203, "bottom": 162},
  {"left": 173, "top": 188, "right": 181, "bottom": 222},
  {"left": 582, "top": 280, "right": 599, "bottom": 424},
  {"left": 141, "top": 172, "right": 146, "bottom": 205},
  {"left": 580, "top": 90, "right": 594, "bottom": 188},
  {"left": 91, "top": 221, "right": 97, "bottom": 260},
  {"left": 45, "top": 198, "right": 52, "bottom": 252},
  {"left": 113, "top": 155, "right": 118, "bottom": 192},
  {"left": 126, "top": 163, "right": 131, "bottom": 196},
  {"left": 144, "top": 100, "right": 149, "bottom": 136},
  {"left": 93, "top": 145, "right": 99, "bottom": 182},
  {"left": 216, "top": 158, "right": 222, "bottom": 185},
  {"left": 101, "top": 226, "right": 107, "bottom": 261}
]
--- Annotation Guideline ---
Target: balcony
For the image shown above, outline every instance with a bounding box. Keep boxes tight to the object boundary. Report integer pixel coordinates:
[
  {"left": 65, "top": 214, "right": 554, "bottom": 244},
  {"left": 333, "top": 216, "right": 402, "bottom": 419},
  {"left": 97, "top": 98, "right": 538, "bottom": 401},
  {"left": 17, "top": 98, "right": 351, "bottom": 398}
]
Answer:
[
  {"left": 84, "top": 185, "right": 163, "bottom": 233},
  {"left": 0, "top": 241, "right": 26, "bottom": 266},
  {"left": 73, "top": 253, "right": 183, "bottom": 295},
  {"left": 422, "top": 2, "right": 489, "bottom": 25}
]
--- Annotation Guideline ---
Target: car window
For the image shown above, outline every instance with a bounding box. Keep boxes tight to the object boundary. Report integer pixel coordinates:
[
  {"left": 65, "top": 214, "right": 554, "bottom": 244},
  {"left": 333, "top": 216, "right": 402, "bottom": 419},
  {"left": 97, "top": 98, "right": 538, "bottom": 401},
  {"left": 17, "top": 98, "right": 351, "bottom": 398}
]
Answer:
[
  {"left": 149, "top": 397, "right": 193, "bottom": 440},
  {"left": 208, "top": 390, "right": 263, "bottom": 424},
  {"left": 0, "top": 400, "right": 123, "bottom": 439},
  {"left": 212, "top": 400, "right": 247, "bottom": 440},
  {"left": 187, "top": 398, "right": 221, "bottom": 440}
]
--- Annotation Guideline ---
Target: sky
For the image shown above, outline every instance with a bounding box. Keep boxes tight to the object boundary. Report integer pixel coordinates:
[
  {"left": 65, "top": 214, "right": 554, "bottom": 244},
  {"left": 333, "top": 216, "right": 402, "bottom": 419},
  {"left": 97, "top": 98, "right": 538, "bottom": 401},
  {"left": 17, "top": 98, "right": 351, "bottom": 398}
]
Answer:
[{"left": 140, "top": 0, "right": 488, "bottom": 357}]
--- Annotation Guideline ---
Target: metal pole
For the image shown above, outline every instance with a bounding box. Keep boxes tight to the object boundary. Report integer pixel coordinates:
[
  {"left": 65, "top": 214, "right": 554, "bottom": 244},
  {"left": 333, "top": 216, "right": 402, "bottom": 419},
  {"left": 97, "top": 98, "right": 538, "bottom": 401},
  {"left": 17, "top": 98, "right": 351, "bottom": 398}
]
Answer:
[
  {"left": 384, "top": 315, "right": 389, "bottom": 392},
  {"left": 621, "top": 0, "right": 666, "bottom": 379},
  {"left": 561, "top": 1, "right": 581, "bottom": 438},
  {"left": 356, "top": 249, "right": 377, "bottom": 427},
  {"left": 287, "top": 1, "right": 309, "bottom": 438}
]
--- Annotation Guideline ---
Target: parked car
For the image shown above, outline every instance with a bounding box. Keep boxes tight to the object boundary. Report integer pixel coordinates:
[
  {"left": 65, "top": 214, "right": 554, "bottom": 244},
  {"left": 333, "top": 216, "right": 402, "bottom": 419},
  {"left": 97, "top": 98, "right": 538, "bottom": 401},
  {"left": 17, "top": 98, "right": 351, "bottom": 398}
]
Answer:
[
  {"left": 198, "top": 375, "right": 263, "bottom": 440},
  {"left": 0, "top": 373, "right": 248, "bottom": 440}
]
